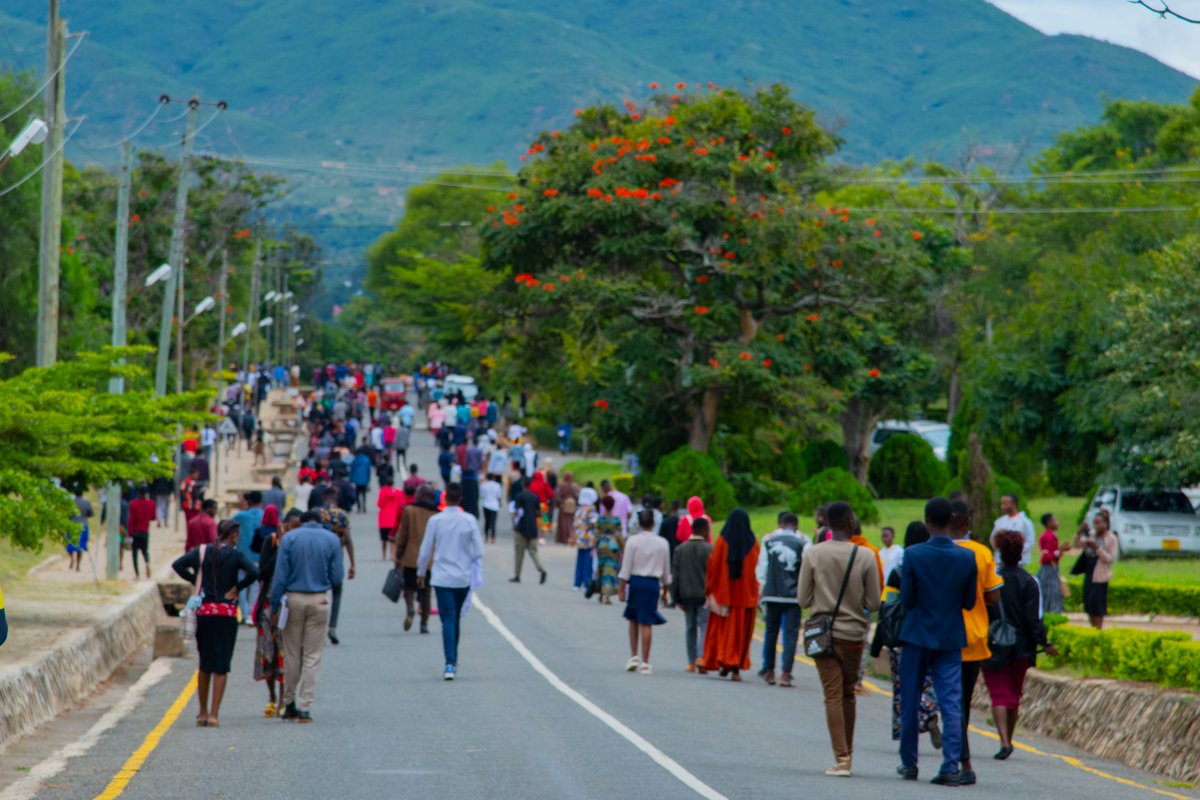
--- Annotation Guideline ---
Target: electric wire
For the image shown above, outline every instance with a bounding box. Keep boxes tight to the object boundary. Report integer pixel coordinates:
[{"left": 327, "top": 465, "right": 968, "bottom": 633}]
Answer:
[
  {"left": 0, "top": 33, "right": 87, "bottom": 124},
  {"left": 0, "top": 115, "right": 85, "bottom": 197},
  {"left": 74, "top": 100, "right": 168, "bottom": 151}
]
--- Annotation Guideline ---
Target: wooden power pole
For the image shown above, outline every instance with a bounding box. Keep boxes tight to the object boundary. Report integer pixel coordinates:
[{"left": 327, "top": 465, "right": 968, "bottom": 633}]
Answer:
[{"left": 35, "top": 0, "right": 66, "bottom": 367}]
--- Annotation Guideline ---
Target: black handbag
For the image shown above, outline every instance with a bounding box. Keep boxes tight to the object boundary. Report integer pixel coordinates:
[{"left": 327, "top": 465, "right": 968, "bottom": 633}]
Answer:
[
  {"left": 382, "top": 567, "right": 405, "bottom": 603},
  {"left": 803, "top": 545, "right": 858, "bottom": 658},
  {"left": 1070, "top": 550, "right": 1096, "bottom": 576},
  {"left": 983, "top": 595, "right": 1021, "bottom": 670},
  {"left": 871, "top": 597, "right": 905, "bottom": 656}
]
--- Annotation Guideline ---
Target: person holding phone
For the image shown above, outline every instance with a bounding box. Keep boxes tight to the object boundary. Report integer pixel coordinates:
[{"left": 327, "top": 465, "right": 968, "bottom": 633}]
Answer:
[{"left": 1074, "top": 510, "right": 1119, "bottom": 629}]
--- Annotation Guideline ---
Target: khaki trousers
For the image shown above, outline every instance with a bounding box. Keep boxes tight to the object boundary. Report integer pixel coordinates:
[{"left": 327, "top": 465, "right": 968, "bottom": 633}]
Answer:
[
  {"left": 513, "top": 534, "right": 544, "bottom": 578},
  {"left": 814, "top": 639, "right": 864, "bottom": 764},
  {"left": 282, "top": 590, "right": 330, "bottom": 712}
]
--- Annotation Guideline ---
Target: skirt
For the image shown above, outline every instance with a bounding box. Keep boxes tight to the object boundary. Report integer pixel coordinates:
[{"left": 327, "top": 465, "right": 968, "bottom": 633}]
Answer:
[
  {"left": 623, "top": 576, "right": 666, "bottom": 626},
  {"left": 1037, "top": 563, "right": 1066, "bottom": 614},
  {"left": 196, "top": 616, "right": 239, "bottom": 675},
  {"left": 982, "top": 657, "right": 1032, "bottom": 709},
  {"left": 1083, "top": 577, "right": 1108, "bottom": 618}
]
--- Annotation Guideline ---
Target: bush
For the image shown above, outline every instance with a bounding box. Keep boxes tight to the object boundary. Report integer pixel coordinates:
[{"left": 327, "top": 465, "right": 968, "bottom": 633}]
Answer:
[
  {"left": 940, "top": 472, "right": 1027, "bottom": 513},
  {"left": 1076, "top": 485, "right": 1099, "bottom": 527},
  {"left": 772, "top": 446, "right": 809, "bottom": 487},
  {"left": 651, "top": 447, "right": 736, "bottom": 520},
  {"left": 729, "top": 472, "right": 789, "bottom": 507},
  {"left": 789, "top": 467, "right": 880, "bottom": 524},
  {"left": 1042, "top": 622, "right": 1200, "bottom": 691},
  {"left": 799, "top": 440, "right": 849, "bottom": 477},
  {"left": 612, "top": 472, "right": 635, "bottom": 495},
  {"left": 868, "top": 434, "right": 949, "bottom": 498},
  {"left": 1062, "top": 579, "right": 1200, "bottom": 617}
]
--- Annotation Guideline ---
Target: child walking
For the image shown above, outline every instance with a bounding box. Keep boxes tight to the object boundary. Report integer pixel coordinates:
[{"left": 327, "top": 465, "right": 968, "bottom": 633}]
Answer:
[{"left": 619, "top": 509, "right": 671, "bottom": 675}]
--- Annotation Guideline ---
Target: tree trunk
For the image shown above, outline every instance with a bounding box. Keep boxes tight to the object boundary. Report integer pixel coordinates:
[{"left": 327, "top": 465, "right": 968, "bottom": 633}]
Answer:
[
  {"left": 687, "top": 387, "right": 722, "bottom": 452},
  {"left": 947, "top": 354, "right": 963, "bottom": 423},
  {"left": 840, "top": 398, "right": 879, "bottom": 484}
]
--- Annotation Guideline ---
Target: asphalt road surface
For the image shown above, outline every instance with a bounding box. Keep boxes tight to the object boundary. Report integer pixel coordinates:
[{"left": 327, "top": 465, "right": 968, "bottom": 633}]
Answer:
[{"left": 5, "top": 429, "right": 1197, "bottom": 800}]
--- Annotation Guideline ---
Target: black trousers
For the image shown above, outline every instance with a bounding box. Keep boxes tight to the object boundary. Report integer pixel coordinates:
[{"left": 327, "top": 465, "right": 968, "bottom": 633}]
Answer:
[
  {"left": 483, "top": 509, "right": 498, "bottom": 539},
  {"left": 131, "top": 533, "right": 150, "bottom": 577},
  {"left": 961, "top": 659, "right": 982, "bottom": 766}
]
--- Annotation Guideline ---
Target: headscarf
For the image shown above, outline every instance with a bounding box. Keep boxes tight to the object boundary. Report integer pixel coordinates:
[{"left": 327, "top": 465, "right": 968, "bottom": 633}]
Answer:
[
  {"left": 721, "top": 508, "right": 756, "bottom": 580},
  {"left": 528, "top": 471, "right": 553, "bottom": 503},
  {"left": 904, "top": 520, "right": 929, "bottom": 548},
  {"left": 261, "top": 505, "right": 280, "bottom": 528},
  {"left": 676, "top": 496, "right": 712, "bottom": 543},
  {"left": 578, "top": 487, "right": 599, "bottom": 507}
]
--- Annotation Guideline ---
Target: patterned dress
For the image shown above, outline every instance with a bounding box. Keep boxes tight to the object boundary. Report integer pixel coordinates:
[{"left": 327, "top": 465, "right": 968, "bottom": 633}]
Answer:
[{"left": 594, "top": 515, "right": 623, "bottom": 598}]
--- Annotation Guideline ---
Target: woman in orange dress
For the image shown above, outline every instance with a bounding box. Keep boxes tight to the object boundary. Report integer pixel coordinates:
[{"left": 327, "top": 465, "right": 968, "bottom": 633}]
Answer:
[{"left": 700, "top": 508, "right": 760, "bottom": 681}]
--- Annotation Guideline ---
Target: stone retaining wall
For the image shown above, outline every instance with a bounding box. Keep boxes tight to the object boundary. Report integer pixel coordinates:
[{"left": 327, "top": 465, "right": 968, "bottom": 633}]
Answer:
[
  {"left": 971, "top": 667, "right": 1200, "bottom": 784},
  {"left": 0, "top": 582, "right": 164, "bottom": 752}
]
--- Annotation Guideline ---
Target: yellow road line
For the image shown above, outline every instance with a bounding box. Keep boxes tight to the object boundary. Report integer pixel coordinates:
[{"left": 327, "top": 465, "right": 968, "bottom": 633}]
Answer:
[
  {"left": 93, "top": 671, "right": 197, "bottom": 800},
  {"left": 752, "top": 632, "right": 1193, "bottom": 800}
]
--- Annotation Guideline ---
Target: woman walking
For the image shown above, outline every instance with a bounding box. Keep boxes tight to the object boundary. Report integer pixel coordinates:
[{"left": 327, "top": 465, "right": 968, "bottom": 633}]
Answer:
[
  {"left": 574, "top": 486, "right": 599, "bottom": 591},
  {"left": 172, "top": 520, "right": 258, "bottom": 727},
  {"left": 1036, "top": 513, "right": 1069, "bottom": 614},
  {"left": 1074, "top": 510, "right": 1119, "bottom": 629},
  {"left": 700, "top": 508, "right": 760, "bottom": 680},
  {"left": 553, "top": 471, "right": 580, "bottom": 545},
  {"left": 983, "top": 531, "right": 1057, "bottom": 759},
  {"left": 620, "top": 510, "right": 672, "bottom": 674},
  {"left": 253, "top": 508, "right": 295, "bottom": 717},
  {"left": 377, "top": 475, "right": 405, "bottom": 560},
  {"left": 594, "top": 495, "right": 623, "bottom": 604}
]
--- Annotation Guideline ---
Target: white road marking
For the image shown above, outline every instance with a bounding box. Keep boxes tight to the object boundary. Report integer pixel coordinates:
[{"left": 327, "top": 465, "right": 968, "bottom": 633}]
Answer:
[
  {"left": 473, "top": 595, "right": 729, "bottom": 800},
  {"left": 0, "top": 659, "right": 175, "bottom": 800}
]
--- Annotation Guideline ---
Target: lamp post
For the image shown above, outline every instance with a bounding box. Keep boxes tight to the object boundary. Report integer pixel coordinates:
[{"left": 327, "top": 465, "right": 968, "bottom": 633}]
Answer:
[
  {"left": 0, "top": 117, "right": 48, "bottom": 170},
  {"left": 147, "top": 264, "right": 173, "bottom": 396}
]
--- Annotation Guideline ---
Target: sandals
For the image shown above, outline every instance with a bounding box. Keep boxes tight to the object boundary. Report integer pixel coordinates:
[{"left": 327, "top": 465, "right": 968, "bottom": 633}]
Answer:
[
  {"left": 625, "top": 656, "right": 640, "bottom": 672},
  {"left": 264, "top": 702, "right": 277, "bottom": 718},
  {"left": 639, "top": 663, "right": 652, "bottom": 675},
  {"left": 779, "top": 673, "right": 794, "bottom": 688}
]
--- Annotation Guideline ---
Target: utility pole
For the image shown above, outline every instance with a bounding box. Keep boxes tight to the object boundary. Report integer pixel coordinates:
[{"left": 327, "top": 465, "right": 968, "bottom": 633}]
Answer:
[
  {"left": 104, "top": 141, "right": 132, "bottom": 580},
  {"left": 154, "top": 98, "right": 198, "bottom": 396},
  {"left": 35, "top": 0, "right": 66, "bottom": 367},
  {"left": 242, "top": 239, "right": 261, "bottom": 391},
  {"left": 212, "top": 247, "right": 229, "bottom": 500}
]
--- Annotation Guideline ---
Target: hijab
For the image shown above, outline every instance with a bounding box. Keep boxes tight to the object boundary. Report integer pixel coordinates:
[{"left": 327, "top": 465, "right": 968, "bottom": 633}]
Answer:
[
  {"left": 676, "top": 496, "right": 712, "bottom": 543},
  {"left": 721, "top": 508, "right": 756, "bottom": 580},
  {"left": 578, "top": 487, "right": 599, "bottom": 507},
  {"left": 261, "top": 505, "right": 280, "bottom": 528},
  {"left": 528, "top": 471, "right": 553, "bottom": 503},
  {"left": 903, "top": 520, "right": 929, "bottom": 548}
]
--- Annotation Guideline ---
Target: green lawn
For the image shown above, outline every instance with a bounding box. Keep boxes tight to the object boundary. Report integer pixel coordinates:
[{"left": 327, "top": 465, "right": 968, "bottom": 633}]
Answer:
[
  {"left": 0, "top": 539, "right": 54, "bottom": 584},
  {"left": 561, "top": 459, "right": 623, "bottom": 489}
]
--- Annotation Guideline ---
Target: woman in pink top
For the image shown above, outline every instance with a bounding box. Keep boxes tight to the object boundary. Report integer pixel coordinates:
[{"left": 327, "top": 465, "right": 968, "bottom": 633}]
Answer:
[
  {"left": 428, "top": 402, "right": 445, "bottom": 436},
  {"left": 377, "top": 476, "right": 406, "bottom": 560},
  {"left": 675, "top": 496, "right": 712, "bottom": 543}
]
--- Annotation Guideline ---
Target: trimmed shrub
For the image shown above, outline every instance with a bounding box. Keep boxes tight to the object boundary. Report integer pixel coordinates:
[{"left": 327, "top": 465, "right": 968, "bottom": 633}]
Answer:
[
  {"left": 1042, "top": 621, "right": 1200, "bottom": 690},
  {"left": 1062, "top": 579, "right": 1200, "bottom": 618},
  {"left": 789, "top": 467, "right": 880, "bottom": 524},
  {"left": 772, "top": 446, "right": 809, "bottom": 487},
  {"left": 799, "top": 440, "right": 849, "bottom": 477},
  {"left": 868, "top": 433, "right": 949, "bottom": 498},
  {"left": 729, "top": 472, "right": 789, "bottom": 507},
  {"left": 651, "top": 447, "right": 736, "bottom": 520},
  {"left": 612, "top": 472, "right": 635, "bottom": 495}
]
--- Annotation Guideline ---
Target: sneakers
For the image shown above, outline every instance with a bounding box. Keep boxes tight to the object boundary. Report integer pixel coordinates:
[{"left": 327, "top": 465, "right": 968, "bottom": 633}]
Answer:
[
  {"left": 928, "top": 718, "right": 943, "bottom": 750},
  {"left": 825, "top": 761, "right": 852, "bottom": 777},
  {"left": 897, "top": 764, "right": 918, "bottom": 781},
  {"left": 930, "top": 770, "right": 966, "bottom": 787},
  {"left": 539, "top": 569, "right": 548, "bottom": 585},
  {"left": 297, "top": 711, "right": 313, "bottom": 724},
  {"left": 280, "top": 702, "right": 299, "bottom": 721},
  {"left": 625, "top": 656, "right": 640, "bottom": 672},
  {"left": 327, "top": 628, "right": 340, "bottom": 645},
  {"left": 444, "top": 665, "right": 457, "bottom": 681},
  {"left": 404, "top": 612, "right": 414, "bottom": 632},
  {"left": 420, "top": 623, "right": 429, "bottom": 634},
  {"left": 639, "top": 663, "right": 653, "bottom": 675}
]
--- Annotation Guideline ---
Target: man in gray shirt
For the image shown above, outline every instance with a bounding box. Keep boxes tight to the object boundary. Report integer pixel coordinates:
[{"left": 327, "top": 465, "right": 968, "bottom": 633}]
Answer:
[
  {"left": 271, "top": 511, "right": 344, "bottom": 723},
  {"left": 262, "top": 476, "right": 287, "bottom": 514}
]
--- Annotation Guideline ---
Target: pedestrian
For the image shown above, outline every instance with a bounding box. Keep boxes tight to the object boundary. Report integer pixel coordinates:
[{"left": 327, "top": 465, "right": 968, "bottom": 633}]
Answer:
[
  {"left": 949, "top": 498, "right": 1003, "bottom": 785},
  {"left": 756, "top": 511, "right": 808, "bottom": 688},
  {"left": 394, "top": 484, "right": 440, "bottom": 632},
  {"left": 252, "top": 430, "right": 267, "bottom": 466},
  {"left": 510, "top": 478, "right": 548, "bottom": 584},
  {"left": 573, "top": 486, "right": 599, "bottom": 590},
  {"left": 480, "top": 473, "right": 503, "bottom": 543},
  {"left": 314, "top": 487, "right": 356, "bottom": 645},
  {"left": 849, "top": 517, "right": 885, "bottom": 695},
  {"left": 553, "top": 471, "right": 580, "bottom": 545},
  {"left": 990, "top": 493, "right": 1035, "bottom": 567},
  {"left": 417, "top": 483, "right": 484, "bottom": 681},
  {"left": 186, "top": 499, "right": 220, "bottom": 552},
  {"left": 232, "top": 491, "right": 265, "bottom": 625},
  {"left": 658, "top": 499, "right": 681, "bottom": 562},
  {"left": 619, "top": 509, "right": 671, "bottom": 675},
  {"left": 879, "top": 526, "right": 903, "bottom": 585},
  {"left": 600, "top": 478, "right": 635, "bottom": 538},
  {"left": 350, "top": 447, "right": 372, "bottom": 514},
  {"left": 797, "top": 502, "right": 880, "bottom": 776},
  {"left": 173, "top": 520, "right": 259, "bottom": 727},
  {"left": 438, "top": 446, "right": 455, "bottom": 485},
  {"left": 66, "top": 485, "right": 94, "bottom": 572},
  {"left": 672, "top": 516, "right": 712, "bottom": 673},
  {"left": 700, "top": 508, "right": 760, "bottom": 681},
  {"left": 1074, "top": 509, "right": 1118, "bottom": 629},
  {"left": 253, "top": 508, "right": 297, "bottom": 718},
  {"left": 983, "top": 531, "right": 1058, "bottom": 761},
  {"left": 674, "top": 496, "right": 710, "bottom": 543},
  {"left": 293, "top": 475, "right": 314, "bottom": 513},
  {"left": 128, "top": 487, "right": 158, "bottom": 577},
  {"left": 151, "top": 474, "right": 174, "bottom": 528},
  {"left": 1036, "top": 513, "right": 1070, "bottom": 614},
  {"left": 263, "top": 477, "right": 287, "bottom": 515},
  {"left": 403, "top": 464, "right": 426, "bottom": 494},
  {"left": 377, "top": 475, "right": 405, "bottom": 560},
  {"left": 393, "top": 424, "right": 412, "bottom": 471},
  {"left": 269, "top": 510, "right": 344, "bottom": 723},
  {"left": 180, "top": 467, "right": 203, "bottom": 525},
  {"left": 895, "top": 498, "right": 979, "bottom": 787},
  {"left": 593, "top": 495, "right": 623, "bottom": 603},
  {"left": 528, "top": 470, "right": 554, "bottom": 542}
]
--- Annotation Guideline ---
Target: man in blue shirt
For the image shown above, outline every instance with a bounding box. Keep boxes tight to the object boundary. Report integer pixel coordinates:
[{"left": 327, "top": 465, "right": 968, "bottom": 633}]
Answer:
[
  {"left": 232, "top": 491, "right": 264, "bottom": 624},
  {"left": 897, "top": 497, "right": 978, "bottom": 786},
  {"left": 271, "top": 510, "right": 344, "bottom": 723}
]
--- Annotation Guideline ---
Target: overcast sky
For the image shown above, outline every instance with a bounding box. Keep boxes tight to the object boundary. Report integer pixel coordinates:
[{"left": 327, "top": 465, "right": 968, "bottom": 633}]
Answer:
[{"left": 988, "top": 0, "right": 1200, "bottom": 78}]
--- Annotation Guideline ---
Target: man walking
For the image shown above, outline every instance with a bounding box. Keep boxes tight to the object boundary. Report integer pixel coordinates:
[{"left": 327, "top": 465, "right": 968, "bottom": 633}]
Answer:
[
  {"left": 127, "top": 487, "right": 158, "bottom": 578},
  {"left": 185, "top": 499, "right": 219, "bottom": 551},
  {"left": 756, "top": 511, "right": 808, "bottom": 687},
  {"left": 417, "top": 483, "right": 484, "bottom": 681},
  {"left": 270, "top": 510, "right": 344, "bottom": 723},
  {"left": 315, "top": 487, "right": 356, "bottom": 645},
  {"left": 510, "top": 480, "right": 548, "bottom": 584},
  {"left": 263, "top": 476, "right": 287, "bottom": 514},
  {"left": 671, "top": 516, "right": 712, "bottom": 672},
  {"left": 896, "top": 497, "right": 979, "bottom": 787},
  {"left": 797, "top": 502, "right": 880, "bottom": 777},
  {"left": 394, "top": 484, "right": 440, "bottom": 633},
  {"left": 232, "top": 491, "right": 265, "bottom": 624}
]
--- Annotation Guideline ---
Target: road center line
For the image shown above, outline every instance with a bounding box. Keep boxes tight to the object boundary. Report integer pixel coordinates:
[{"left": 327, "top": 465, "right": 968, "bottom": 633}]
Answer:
[{"left": 473, "top": 595, "right": 730, "bottom": 800}]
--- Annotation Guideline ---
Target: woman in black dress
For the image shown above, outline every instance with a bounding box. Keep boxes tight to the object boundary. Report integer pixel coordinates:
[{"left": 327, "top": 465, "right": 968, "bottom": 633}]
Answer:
[{"left": 173, "top": 520, "right": 258, "bottom": 727}]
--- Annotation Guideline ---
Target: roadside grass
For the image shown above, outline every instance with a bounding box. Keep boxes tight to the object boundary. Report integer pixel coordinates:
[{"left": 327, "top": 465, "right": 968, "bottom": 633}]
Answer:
[
  {"left": 0, "top": 540, "right": 51, "bottom": 584},
  {"left": 561, "top": 458, "right": 623, "bottom": 489}
]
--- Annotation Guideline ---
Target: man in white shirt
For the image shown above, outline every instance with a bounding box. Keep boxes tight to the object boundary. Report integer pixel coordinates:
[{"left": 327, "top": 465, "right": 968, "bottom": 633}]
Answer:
[
  {"left": 417, "top": 483, "right": 484, "bottom": 681},
  {"left": 479, "top": 475, "right": 503, "bottom": 542},
  {"left": 990, "top": 494, "right": 1035, "bottom": 567},
  {"left": 878, "top": 526, "right": 904, "bottom": 584},
  {"left": 200, "top": 424, "right": 217, "bottom": 461}
]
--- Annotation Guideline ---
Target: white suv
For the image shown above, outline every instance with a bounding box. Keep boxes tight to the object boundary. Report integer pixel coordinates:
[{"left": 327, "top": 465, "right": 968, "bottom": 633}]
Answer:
[
  {"left": 869, "top": 420, "right": 951, "bottom": 462},
  {"left": 1086, "top": 486, "right": 1200, "bottom": 556}
]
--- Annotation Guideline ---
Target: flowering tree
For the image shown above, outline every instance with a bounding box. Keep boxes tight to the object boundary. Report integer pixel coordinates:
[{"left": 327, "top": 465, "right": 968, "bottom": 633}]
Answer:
[{"left": 482, "top": 84, "right": 939, "bottom": 457}]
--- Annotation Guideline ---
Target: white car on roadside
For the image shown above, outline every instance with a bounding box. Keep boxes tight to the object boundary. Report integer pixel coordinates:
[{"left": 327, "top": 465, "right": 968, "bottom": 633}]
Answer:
[
  {"left": 869, "top": 420, "right": 952, "bottom": 462},
  {"left": 442, "top": 374, "right": 479, "bottom": 402},
  {"left": 1086, "top": 486, "right": 1200, "bottom": 556}
]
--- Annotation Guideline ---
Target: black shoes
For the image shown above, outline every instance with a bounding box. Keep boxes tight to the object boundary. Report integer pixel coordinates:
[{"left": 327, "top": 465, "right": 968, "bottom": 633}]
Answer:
[
  {"left": 328, "top": 628, "right": 340, "bottom": 645},
  {"left": 961, "top": 770, "right": 977, "bottom": 785},
  {"left": 297, "top": 711, "right": 313, "bottom": 724},
  {"left": 994, "top": 746, "right": 1014, "bottom": 760},
  {"left": 420, "top": 623, "right": 429, "bottom": 634},
  {"left": 928, "top": 719, "right": 943, "bottom": 750},
  {"left": 897, "top": 765, "right": 918, "bottom": 781},
  {"left": 931, "top": 770, "right": 966, "bottom": 787},
  {"left": 509, "top": 576, "right": 520, "bottom": 583},
  {"left": 281, "top": 702, "right": 299, "bottom": 721},
  {"left": 539, "top": 570, "right": 548, "bottom": 585},
  {"left": 404, "top": 612, "right": 414, "bottom": 632}
]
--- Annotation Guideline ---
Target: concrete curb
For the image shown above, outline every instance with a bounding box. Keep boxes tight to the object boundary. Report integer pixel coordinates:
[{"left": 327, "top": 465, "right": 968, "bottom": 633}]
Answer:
[
  {"left": 25, "top": 556, "right": 63, "bottom": 578},
  {"left": 1065, "top": 611, "right": 1200, "bottom": 626},
  {"left": 0, "top": 581, "right": 165, "bottom": 752}
]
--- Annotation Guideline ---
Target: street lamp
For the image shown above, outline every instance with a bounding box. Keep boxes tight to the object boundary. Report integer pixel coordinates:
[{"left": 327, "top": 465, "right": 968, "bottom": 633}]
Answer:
[
  {"left": 183, "top": 295, "right": 215, "bottom": 325},
  {"left": 0, "top": 118, "right": 48, "bottom": 170},
  {"left": 263, "top": 290, "right": 278, "bottom": 302},
  {"left": 258, "top": 316, "right": 274, "bottom": 328},
  {"left": 145, "top": 263, "right": 172, "bottom": 287},
  {"left": 229, "top": 322, "right": 247, "bottom": 338}
]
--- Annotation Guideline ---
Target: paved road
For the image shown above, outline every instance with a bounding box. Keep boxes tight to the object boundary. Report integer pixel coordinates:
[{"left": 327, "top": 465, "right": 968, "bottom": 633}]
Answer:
[{"left": 6, "top": 429, "right": 1197, "bottom": 800}]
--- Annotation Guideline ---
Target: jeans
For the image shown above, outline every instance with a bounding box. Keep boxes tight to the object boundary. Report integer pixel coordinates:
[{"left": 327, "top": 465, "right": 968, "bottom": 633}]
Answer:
[
  {"left": 433, "top": 585, "right": 471, "bottom": 666},
  {"left": 961, "top": 660, "right": 982, "bottom": 767},
  {"left": 679, "top": 600, "right": 709, "bottom": 664},
  {"left": 0, "top": 608, "right": 8, "bottom": 648},
  {"left": 329, "top": 583, "right": 343, "bottom": 629},
  {"left": 899, "top": 645, "right": 964, "bottom": 775},
  {"left": 483, "top": 509, "right": 498, "bottom": 539},
  {"left": 814, "top": 640, "right": 864, "bottom": 764},
  {"left": 154, "top": 494, "right": 170, "bottom": 525},
  {"left": 239, "top": 581, "right": 260, "bottom": 622},
  {"left": 762, "top": 602, "right": 800, "bottom": 674},
  {"left": 573, "top": 549, "right": 593, "bottom": 588}
]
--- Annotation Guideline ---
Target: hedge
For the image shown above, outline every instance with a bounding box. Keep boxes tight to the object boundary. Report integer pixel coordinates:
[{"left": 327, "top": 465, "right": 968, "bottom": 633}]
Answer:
[
  {"left": 612, "top": 472, "right": 635, "bottom": 495},
  {"left": 799, "top": 440, "right": 849, "bottom": 477},
  {"left": 789, "top": 467, "right": 880, "bottom": 524},
  {"left": 1043, "top": 620, "right": 1200, "bottom": 691},
  {"left": 868, "top": 433, "right": 948, "bottom": 499},
  {"left": 651, "top": 447, "right": 736, "bottom": 520},
  {"left": 1062, "top": 579, "right": 1200, "bottom": 618}
]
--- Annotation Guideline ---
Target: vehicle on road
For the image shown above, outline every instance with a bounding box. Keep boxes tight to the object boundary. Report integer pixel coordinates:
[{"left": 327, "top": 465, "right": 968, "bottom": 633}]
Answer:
[
  {"left": 868, "top": 420, "right": 951, "bottom": 461},
  {"left": 442, "top": 374, "right": 479, "bottom": 402},
  {"left": 380, "top": 378, "right": 408, "bottom": 411},
  {"left": 1086, "top": 486, "right": 1200, "bottom": 556}
]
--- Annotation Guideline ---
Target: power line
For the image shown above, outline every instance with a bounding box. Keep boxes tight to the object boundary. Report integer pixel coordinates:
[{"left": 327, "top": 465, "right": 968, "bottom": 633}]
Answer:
[
  {"left": 74, "top": 97, "right": 170, "bottom": 151},
  {"left": 0, "top": 32, "right": 86, "bottom": 125},
  {"left": 0, "top": 116, "right": 85, "bottom": 197},
  {"left": 832, "top": 165, "right": 1200, "bottom": 186},
  {"left": 844, "top": 204, "right": 1195, "bottom": 215}
]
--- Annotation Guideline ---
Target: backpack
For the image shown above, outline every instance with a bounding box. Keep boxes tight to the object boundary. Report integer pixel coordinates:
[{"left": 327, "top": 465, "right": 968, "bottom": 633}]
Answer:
[
  {"left": 983, "top": 594, "right": 1021, "bottom": 670},
  {"left": 561, "top": 495, "right": 578, "bottom": 515}
]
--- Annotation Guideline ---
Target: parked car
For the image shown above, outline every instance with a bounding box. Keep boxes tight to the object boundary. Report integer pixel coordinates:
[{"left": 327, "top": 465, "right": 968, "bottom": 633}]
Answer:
[
  {"left": 869, "top": 420, "right": 951, "bottom": 462},
  {"left": 1086, "top": 486, "right": 1200, "bottom": 556},
  {"left": 442, "top": 374, "right": 479, "bottom": 402},
  {"left": 380, "top": 377, "right": 408, "bottom": 411}
]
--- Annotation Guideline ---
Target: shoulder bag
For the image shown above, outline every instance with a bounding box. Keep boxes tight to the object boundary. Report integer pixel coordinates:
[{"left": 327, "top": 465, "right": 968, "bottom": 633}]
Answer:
[
  {"left": 983, "top": 591, "right": 1021, "bottom": 670},
  {"left": 180, "top": 544, "right": 206, "bottom": 641},
  {"left": 382, "top": 566, "right": 405, "bottom": 603},
  {"left": 803, "top": 545, "right": 858, "bottom": 658}
]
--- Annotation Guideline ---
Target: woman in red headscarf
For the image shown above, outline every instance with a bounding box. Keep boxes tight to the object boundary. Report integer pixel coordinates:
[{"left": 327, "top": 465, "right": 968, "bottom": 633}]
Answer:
[
  {"left": 676, "top": 496, "right": 712, "bottom": 543},
  {"left": 528, "top": 471, "right": 555, "bottom": 540}
]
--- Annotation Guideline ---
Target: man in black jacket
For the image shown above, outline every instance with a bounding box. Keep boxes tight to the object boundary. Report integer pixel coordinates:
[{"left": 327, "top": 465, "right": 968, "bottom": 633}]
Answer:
[{"left": 510, "top": 483, "right": 547, "bottom": 584}]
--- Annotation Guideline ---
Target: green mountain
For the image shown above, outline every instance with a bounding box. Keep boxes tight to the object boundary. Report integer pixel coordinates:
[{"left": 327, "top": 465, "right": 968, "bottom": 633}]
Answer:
[{"left": 1, "top": 0, "right": 1195, "bottom": 295}]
